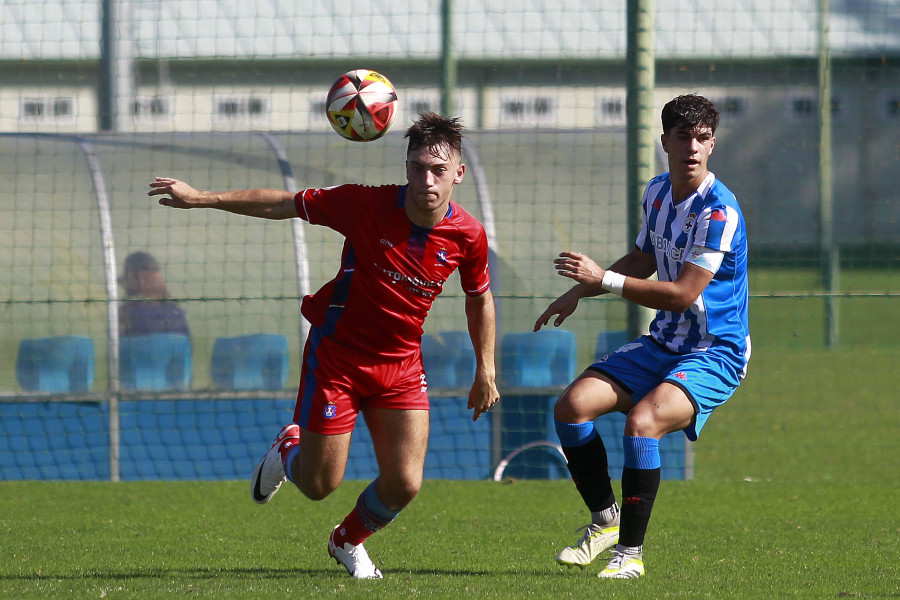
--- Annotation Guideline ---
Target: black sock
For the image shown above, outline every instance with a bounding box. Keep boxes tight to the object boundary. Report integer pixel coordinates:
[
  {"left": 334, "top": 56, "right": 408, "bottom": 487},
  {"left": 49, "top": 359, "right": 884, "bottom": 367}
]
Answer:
[
  {"left": 561, "top": 434, "right": 616, "bottom": 512},
  {"left": 619, "top": 466, "right": 661, "bottom": 547}
]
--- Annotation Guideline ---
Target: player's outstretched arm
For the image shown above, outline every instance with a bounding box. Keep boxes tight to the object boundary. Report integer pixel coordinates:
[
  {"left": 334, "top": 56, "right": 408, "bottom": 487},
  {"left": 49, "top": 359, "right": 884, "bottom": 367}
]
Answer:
[
  {"left": 148, "top": 177, "right": 298, "bottom": 220},
  {"left": 533, "top": 284, "right": 589, "bottom": 331},
  {"left": 553, "top": 247, "right": 712, "bottom": 313},
  {"left": 464, "top": 291, "right": 499, "bottom": 422},
  {"left": 535, "top": 250, "right": 615, "bottom": 330},
  {"left": 534, "top": 248, "right": 653, "bottom": 331}
]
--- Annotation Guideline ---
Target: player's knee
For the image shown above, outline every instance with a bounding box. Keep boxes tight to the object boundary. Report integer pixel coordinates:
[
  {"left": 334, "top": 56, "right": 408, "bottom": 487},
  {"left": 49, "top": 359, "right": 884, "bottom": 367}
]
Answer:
[
  {"left": 380, "top": 478, "right": 421, "bottom": 510},
  {"left": 624, "top": 408, "right": 664, "bottom": 438},
  {"left": 554, "top": 388, "right": 587, "bottom": 422},
  {"left": 554, "top": 380, "right": 613, "bottom": 422},
  {"left": 553, "top": 394, "right": 572, "bottom": 421},
  {"left": 398, "top": 479, "right": 422, "bottom": 504}
]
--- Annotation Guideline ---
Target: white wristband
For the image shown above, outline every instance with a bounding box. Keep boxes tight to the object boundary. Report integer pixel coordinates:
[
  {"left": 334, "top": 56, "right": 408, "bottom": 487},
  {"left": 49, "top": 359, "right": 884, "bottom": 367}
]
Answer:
[{"left": 601, "top": 270, "right": 627, "bottom": 295}]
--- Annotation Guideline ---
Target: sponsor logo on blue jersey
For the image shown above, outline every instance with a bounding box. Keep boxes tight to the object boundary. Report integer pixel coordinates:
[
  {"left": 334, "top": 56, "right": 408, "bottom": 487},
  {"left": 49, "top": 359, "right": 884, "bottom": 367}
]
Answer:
[{"left": 649, "top": 230, "right": 685, "bottom": 262}]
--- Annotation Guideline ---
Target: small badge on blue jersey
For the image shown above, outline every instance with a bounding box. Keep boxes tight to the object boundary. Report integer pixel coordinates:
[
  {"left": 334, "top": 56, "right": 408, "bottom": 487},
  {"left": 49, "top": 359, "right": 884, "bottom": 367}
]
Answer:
[
  {"left": 683, "top": 213, "right": 696, "bottom": 233},
  {"left": 323, "top": 402, "right": 337, "bottom": 419}
]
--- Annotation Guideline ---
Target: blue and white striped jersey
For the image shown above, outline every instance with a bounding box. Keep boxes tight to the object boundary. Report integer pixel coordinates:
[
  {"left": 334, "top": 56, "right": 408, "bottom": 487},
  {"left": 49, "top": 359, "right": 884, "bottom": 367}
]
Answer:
[{"left": 635, "top": 171, "right": 751, "bottom": 377}]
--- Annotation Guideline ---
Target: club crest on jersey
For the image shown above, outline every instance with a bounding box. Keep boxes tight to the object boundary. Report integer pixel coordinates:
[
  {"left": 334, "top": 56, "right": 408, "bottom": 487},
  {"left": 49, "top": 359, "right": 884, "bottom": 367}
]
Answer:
[
  {"left": 323, "top": 402, "right": 337, "bottom": 419},
  {"left": 683, "top": 213, "right": 697, "bottom": 233},
  {"left": 435, "top": 248, "right": 449, "bottom": 265}
]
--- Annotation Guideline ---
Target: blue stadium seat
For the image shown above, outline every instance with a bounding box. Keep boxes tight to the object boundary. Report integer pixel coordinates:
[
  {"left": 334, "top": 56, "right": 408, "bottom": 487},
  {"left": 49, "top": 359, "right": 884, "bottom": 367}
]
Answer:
[
  {"left": 16, "top": 336, "right": 95, "bottom": 393},
  {"left": 501, "top": 329, "right": 577, "bottom": 388},
  {"left": 210, "top": 334, "right": 289, "bottom": 391},
  {"left": 595, "top": 330, "right": 631, "bottom": 359},
  {"left": 119, "top": 333, "right": 192, "bottom": 391},
  {"left": 421, "top": 330, "right": 475, "bottom": 388}
]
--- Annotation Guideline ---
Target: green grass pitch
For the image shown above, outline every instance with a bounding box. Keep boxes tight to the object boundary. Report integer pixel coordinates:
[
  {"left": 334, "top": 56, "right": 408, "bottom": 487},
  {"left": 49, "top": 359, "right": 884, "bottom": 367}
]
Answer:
[{"left": 0, "top": 477, "right": 895, "bottom": 599}]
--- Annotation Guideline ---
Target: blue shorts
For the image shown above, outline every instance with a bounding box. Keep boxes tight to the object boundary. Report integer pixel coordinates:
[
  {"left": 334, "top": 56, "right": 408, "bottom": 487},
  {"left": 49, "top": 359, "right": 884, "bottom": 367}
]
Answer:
[{"left": 589, "top": 335, "right": 742, "bottom": 441}]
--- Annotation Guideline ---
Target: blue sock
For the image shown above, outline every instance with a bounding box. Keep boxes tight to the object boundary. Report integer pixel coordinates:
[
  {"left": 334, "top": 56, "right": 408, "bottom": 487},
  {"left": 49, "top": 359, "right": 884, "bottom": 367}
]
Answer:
[
  {"left": 623, "top": 436, "right": 660, "bottom": 470},
  {"left": 556, "top": 420, "right": 616, "bottom": 513},
  {"left": 283, "top": 446, "right": 300, "bottom": 484},
  {"left": 357, "top": 481, "right": 401, "bottom": 532},
  {"left": 555, "top": 419, "right": 597, "bottom": 447}
]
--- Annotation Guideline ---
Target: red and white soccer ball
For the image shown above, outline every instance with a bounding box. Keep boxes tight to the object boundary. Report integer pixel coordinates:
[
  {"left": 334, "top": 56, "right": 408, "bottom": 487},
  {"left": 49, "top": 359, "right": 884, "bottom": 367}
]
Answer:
[{"left": 325, "top": 69, "right": 398, "bottom": 142}]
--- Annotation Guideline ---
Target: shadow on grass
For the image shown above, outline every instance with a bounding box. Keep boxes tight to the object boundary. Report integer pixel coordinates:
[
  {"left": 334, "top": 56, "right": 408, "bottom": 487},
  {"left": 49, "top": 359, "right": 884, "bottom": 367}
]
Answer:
[{"left": 0, "top": 565, "right": 571, "bottom": 581}]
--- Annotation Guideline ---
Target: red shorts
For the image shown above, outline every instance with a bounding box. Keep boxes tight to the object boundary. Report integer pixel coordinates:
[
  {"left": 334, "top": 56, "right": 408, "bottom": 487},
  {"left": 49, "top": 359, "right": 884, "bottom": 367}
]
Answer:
[{"left": 293, "top": 328, "right": 430, "bottom": 435}]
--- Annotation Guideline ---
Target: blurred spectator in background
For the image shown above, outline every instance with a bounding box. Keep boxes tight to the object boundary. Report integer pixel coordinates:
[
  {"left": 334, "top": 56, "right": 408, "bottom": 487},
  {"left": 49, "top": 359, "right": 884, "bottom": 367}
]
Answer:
[{"left": 119, "top": 251, "right": 190, "bottom": 338}]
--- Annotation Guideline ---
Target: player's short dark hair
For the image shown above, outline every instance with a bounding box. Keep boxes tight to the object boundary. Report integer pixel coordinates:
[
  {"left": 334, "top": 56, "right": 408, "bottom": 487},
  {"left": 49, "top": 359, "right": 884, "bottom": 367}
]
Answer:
[
  {"left": 405, "top": 112, "right": 465, "bottom": 159},
  {"left": 661, "top": 94, "right": 719, "bottom": 135}
]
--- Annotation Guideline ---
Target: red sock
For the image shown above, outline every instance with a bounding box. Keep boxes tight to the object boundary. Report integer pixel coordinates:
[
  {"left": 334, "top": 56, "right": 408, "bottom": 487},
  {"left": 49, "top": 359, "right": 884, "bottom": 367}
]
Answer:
[
  {"left": 331, "top": 482, "right": 400, "bottom": 548},
  {"left": 331, "top": 508, "right": 371, "bottom": 547}
]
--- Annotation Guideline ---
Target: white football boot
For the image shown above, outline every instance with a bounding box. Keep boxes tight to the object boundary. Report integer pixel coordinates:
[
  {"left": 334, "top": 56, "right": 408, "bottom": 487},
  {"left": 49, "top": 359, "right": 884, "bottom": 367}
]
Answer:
[
  {"left": 250, "top": 423, "right": 299, "bottom": 504},
  {"left": 328, "top": 526, "right": 384, "bottom": 579},
  {"left": 555, "top": 521, "right": 620, "bottom": 567},
  {"left": 598, "top": 549, "right": 645, "bottom": 579}
]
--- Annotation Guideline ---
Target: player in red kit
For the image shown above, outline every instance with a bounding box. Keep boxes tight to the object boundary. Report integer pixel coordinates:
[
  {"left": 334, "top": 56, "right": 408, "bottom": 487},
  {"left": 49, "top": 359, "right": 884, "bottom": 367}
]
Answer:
[{"left": 148, "top": 113, "right": 499, "bottom": 580}]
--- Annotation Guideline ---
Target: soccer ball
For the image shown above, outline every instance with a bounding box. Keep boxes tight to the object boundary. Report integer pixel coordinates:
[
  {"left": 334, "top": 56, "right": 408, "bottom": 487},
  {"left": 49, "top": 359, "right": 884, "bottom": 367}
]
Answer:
[{"left": 325, "top": 69, "right": 398, "bottom": 142}]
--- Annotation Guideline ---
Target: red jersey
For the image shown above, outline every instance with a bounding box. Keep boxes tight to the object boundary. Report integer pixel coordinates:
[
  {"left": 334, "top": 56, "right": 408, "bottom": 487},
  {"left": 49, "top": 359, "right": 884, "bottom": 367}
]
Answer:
[{"left": 294, "top": 184, "right": 491, "bottom": 358}]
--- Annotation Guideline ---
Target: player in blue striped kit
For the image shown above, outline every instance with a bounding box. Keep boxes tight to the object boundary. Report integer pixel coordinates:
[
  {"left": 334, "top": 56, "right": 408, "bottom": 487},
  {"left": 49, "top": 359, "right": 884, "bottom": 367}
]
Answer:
[{"left": 534, "top": 94, "right": 750, "bottom": 579}]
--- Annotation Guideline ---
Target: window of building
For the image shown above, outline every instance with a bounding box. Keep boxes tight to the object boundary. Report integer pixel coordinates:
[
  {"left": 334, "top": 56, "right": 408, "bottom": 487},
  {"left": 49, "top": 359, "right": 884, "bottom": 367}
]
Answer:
[
  {"left": 408, "top": 99, "right": 436, "bottom": 116},
  {"left": 212, "top": 95, "right": 270, "bottom": 123},
  {"left": 133, "top": 95, "right": 172, "bottom": 121},
  {"left": 595, "top": 95, "right": 625, "bottom": 126},
  {"left": 498, "top": 93, "right": 558, "bottom": 127},
  {"left": 787, "top": 95, "right": 841, "bottom": 121},
  {"left": 884, "top": 95, "right": 900, "bottom": 119},
  {"left": 718, "top": 96, "right": 748, "bottom": 119},
  {"left": 20, "top": 97, "right": 76, "bottom": 123}
]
